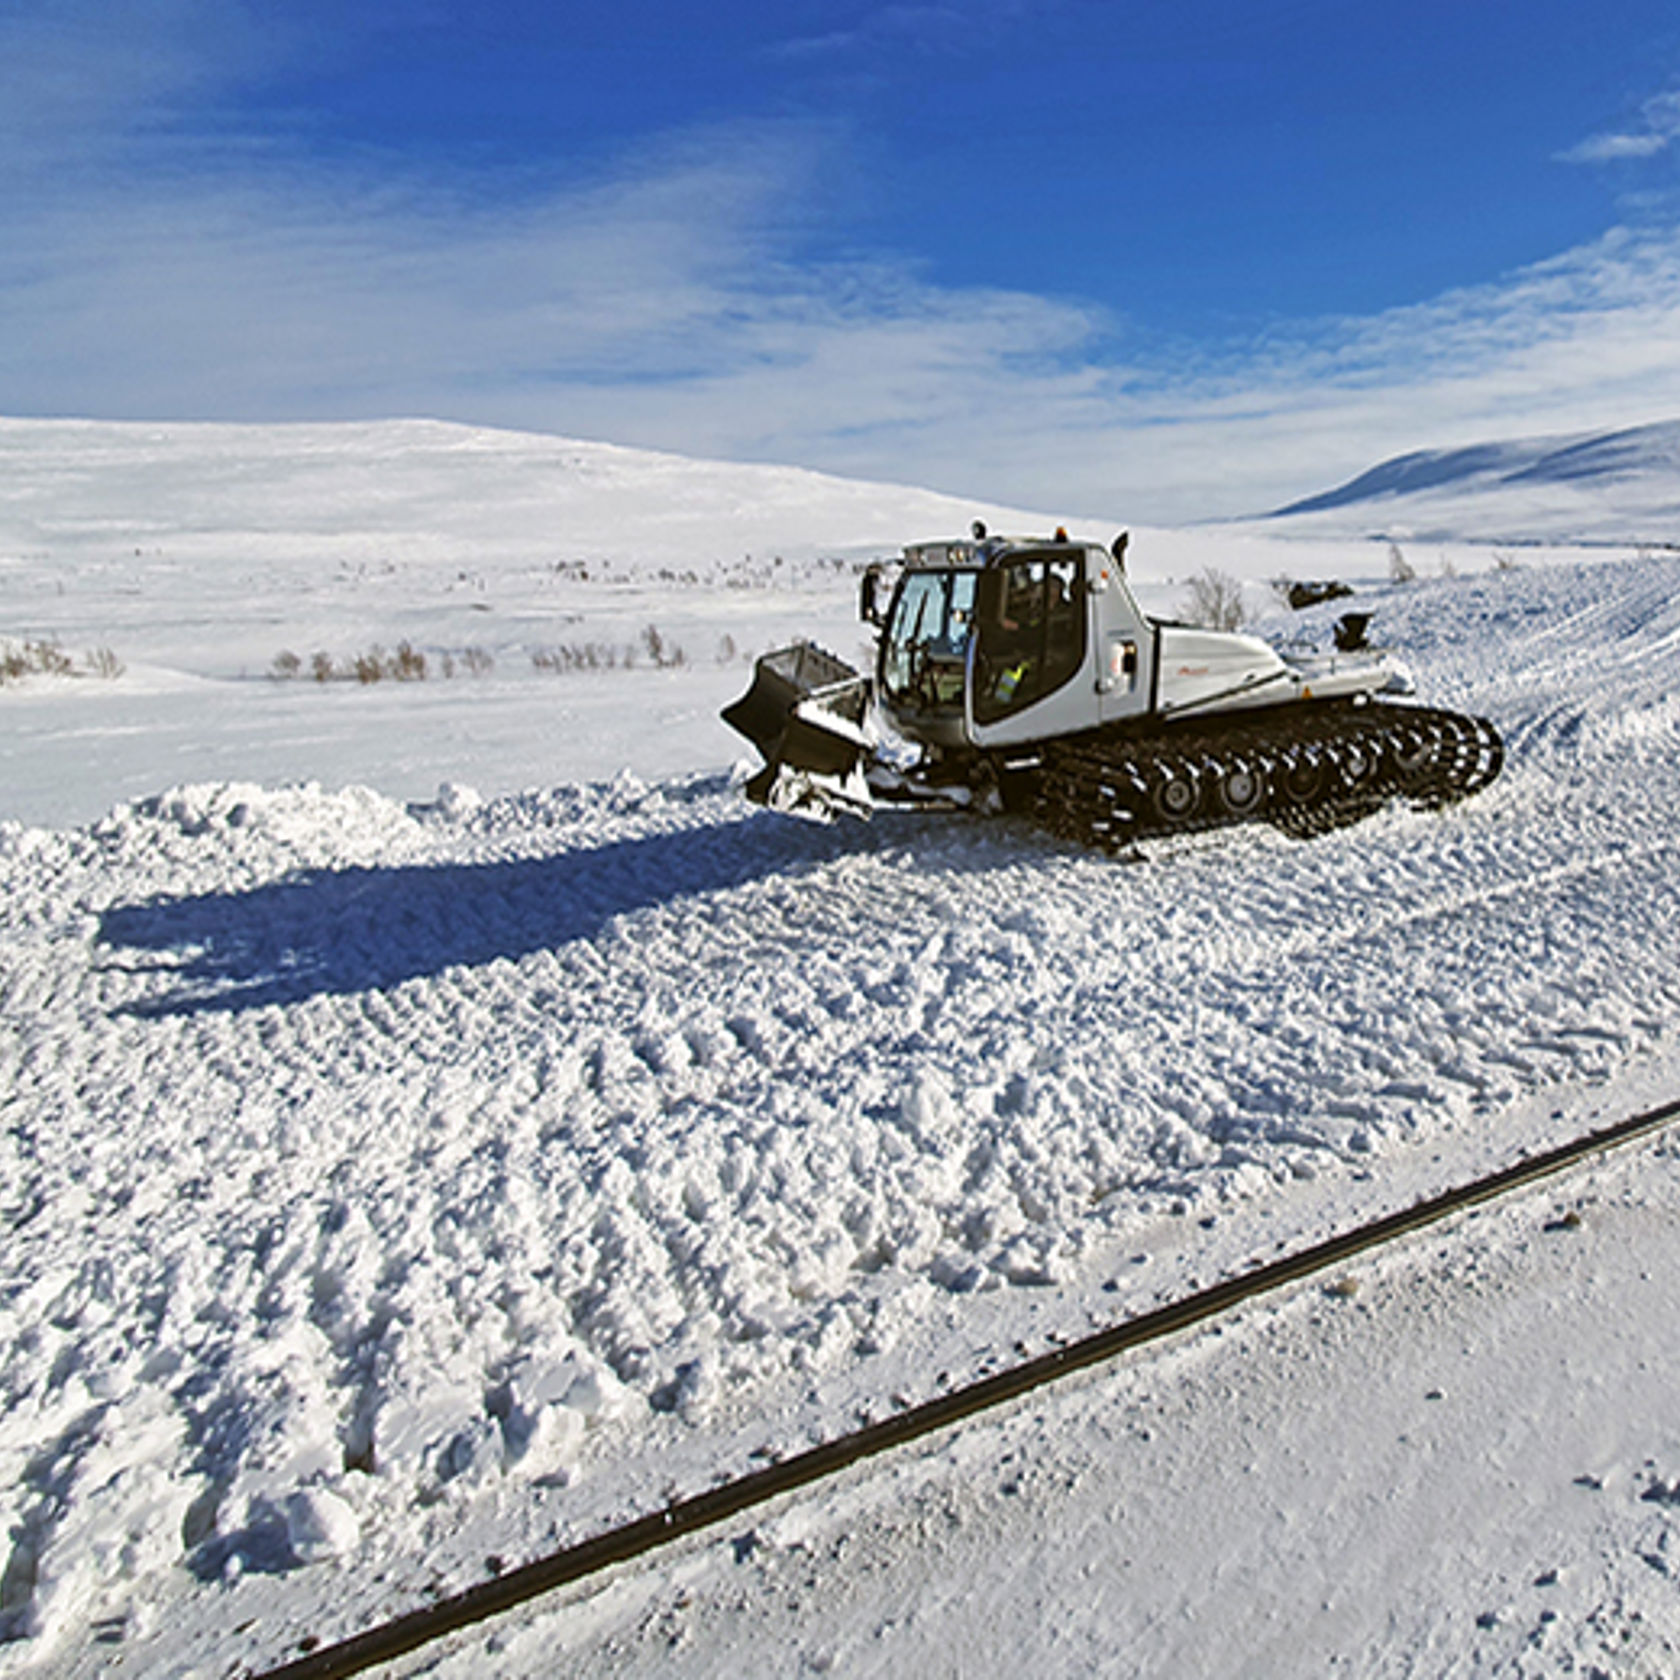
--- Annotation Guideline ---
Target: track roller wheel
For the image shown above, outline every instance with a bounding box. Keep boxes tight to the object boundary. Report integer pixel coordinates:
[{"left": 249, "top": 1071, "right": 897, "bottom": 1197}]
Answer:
[
  {"left": 1276, "top": 749, "right": 1327, "bottom": 805},
  {"left": 1334, "top": 735, "right": 1381, "bottom": 792},
  {"left": 1391, "top": 725, "right": 1438, "bottom": 782},
  {"left": 1151, "top": 759, "right": 1200, "bottom": 823},
  {"left": 1214, "top": 759, "right": 1266, "bottom": 818}
]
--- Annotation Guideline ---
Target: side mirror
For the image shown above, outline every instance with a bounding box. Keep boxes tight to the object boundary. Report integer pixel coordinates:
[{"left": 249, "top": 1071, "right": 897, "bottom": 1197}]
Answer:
[{"left": 859, "top": 565, "right": 887, "bottom": 627}]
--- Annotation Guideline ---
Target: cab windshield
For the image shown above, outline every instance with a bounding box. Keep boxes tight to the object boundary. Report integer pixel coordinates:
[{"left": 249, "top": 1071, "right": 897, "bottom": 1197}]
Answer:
[{"left": 879, "top": 569, "right": 978, "bottom": 713}]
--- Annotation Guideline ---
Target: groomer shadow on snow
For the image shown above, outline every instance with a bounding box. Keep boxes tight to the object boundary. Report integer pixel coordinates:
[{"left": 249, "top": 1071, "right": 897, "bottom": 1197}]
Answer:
[{"left": 98, "top": 803, "right": 957, "bottom": 1019}]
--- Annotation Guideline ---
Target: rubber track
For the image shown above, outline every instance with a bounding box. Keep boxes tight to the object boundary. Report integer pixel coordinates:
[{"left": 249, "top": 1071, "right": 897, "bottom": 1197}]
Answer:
[
  {"left": 1033, "top": 701, "right": 1504, "bottom": 852},
  {"left": 255, "top": 1092, "right": 1677, "bottom": 1680}
]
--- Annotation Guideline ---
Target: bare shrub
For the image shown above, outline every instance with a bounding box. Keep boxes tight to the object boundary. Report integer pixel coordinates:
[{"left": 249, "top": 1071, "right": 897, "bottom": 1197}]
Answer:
[
  {"left": 460, "top": 646, "right": 494, "bottom": 677},
  {"left": 390, "top": 641, "right": 427, "bottom": 681},
  {"left": 335, "top": 642, "right": 430, "bottom": 683},
  {"left": 285, "top": 643, "right": 458, "bottom": 683},
  {"left": 716, "top": 633, "right": 739, "bottom": 665},
  {"left": 1178, "top": 567, "right": 1246, "bottom": 631},
  {"left": 1492, "top": 550, "right": 1522, "bottom": 573},
  {"left": 1, "top": 639, "right": 123, "bottom": 684},
  {"left": 640, "top": 624, "right": 686, "bottom": 668},
  {"left": 1387, "top": 542, "right": 1417, "bottom": 584},
  {"left": 535, "top": 632, "right": 703, "bottom": 674},
  {"left": 533, "top": 644, "right": 581, "bottom": 673},
  {"left": 527, "top": 629, "right": 693, "bottom": 675},
  {"left": 1, "top": 639, "right": 75, "bottom": 683}
]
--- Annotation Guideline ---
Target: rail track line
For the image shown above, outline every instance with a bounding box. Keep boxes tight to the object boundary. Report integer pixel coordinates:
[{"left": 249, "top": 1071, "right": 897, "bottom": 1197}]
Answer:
[{"left": 256, "top": 1094, "right": 1680, "bottom": 1680}]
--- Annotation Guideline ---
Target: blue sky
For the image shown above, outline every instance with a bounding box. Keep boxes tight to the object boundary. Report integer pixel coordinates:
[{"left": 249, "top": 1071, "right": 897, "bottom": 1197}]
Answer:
[{"left": 4, "top": 0, "right": 1680, "bottom": 519}]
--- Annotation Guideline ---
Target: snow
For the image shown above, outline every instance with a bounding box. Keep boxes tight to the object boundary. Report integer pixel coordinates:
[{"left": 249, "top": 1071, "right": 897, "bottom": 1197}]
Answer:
[
  {"left": 1260, "top": 416, "right": 1680, "bottom": 546},
  {"left": 0, "top": 415, "right": 1075, "bottom": 828},
  {"left": 4, "top": 414, "right": 1614, "bottom": 829},
  {"left": 2, "top": 417, "right": 1680, "bottom": 1676},
  {"left": 467, "top": 1125, "right": 1680, "bottom": 1678}
]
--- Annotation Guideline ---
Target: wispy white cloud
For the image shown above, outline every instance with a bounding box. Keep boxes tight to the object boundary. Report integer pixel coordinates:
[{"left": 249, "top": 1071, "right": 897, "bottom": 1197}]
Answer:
[
  {"left": 541, "top": 214, "right": 1680, "bottom": 521},
  {"left": 0, "top": 2, "right": 292, "bottom": 143},
  {"left": 4, "top": 10, "right": 1680, "bottom": 523},
  {"left": 1557, "top": 88, "right": 1680, "bottom": 165},
  {"left": 769, "top": 1, "right": 1050, "bottom": 62},
  {"left": 1105, "top": 225, "right": 1680, "bottom": 515},
  {"left": 1562, "top": 132, "right": 1670, "bottom": 164}
]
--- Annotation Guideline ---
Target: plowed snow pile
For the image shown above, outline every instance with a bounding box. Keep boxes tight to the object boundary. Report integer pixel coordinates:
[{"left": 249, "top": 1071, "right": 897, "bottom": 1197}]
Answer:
[{"left": 4, "top": 553, "right": 1680, "bottom": 1675}]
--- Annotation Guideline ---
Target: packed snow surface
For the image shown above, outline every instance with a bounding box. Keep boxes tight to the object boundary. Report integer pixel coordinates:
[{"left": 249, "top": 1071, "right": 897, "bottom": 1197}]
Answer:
[{"left": 2, "top": 417, "right": 1680, "bottom": 1675}]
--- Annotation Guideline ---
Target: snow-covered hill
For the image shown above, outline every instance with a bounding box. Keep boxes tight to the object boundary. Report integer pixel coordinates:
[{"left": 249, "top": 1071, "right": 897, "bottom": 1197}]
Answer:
[
  {"left": 0, "top": 416, "right": 1076, "bottom": 826},
  {"left": 1259, "top": 417, "right": 1680, "bottom": 545},
  {"left": 2, "top": 413, "right": 1554, "bottom": 829},
  {"left": 0, "top": 416, "right": 1080, "bottom": 577}
]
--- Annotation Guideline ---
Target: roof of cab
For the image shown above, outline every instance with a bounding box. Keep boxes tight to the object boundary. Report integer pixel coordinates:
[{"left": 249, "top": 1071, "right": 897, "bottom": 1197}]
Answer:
[{"left": 900, "top": 531, "right": 1093, "bottom": 569}]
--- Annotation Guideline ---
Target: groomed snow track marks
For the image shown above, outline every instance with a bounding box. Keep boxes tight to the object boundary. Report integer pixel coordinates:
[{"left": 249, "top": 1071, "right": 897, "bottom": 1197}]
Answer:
[
  {"left": 3, "top": 555, "right": 1680, "bottom": 1667},
  {"left": 255, "top": 1094, "right": 1680, "bottom": 1680}
]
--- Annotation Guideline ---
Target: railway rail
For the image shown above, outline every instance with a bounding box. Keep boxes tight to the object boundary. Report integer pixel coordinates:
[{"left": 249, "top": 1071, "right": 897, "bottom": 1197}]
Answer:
[{"left": 256, "top": 1094, "right": 1680, "bottom": 1680}]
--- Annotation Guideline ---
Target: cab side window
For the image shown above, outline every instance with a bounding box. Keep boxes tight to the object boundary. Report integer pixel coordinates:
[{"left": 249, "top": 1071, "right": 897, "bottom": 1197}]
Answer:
[{"left": 974, "top": 555, "right": 1084, "bottom": 723}]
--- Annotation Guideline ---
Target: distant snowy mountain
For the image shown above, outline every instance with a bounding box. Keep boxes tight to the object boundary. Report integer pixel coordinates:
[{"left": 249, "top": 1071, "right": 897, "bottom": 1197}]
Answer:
[{"left": 1261, "top": 419, "right": 1680, "bottom": 545}]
